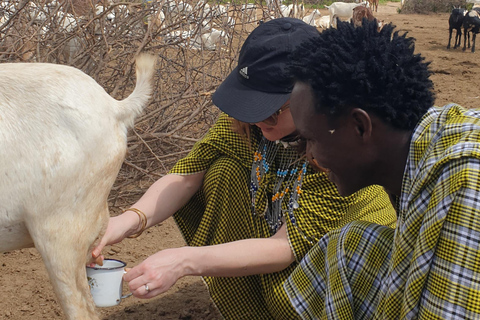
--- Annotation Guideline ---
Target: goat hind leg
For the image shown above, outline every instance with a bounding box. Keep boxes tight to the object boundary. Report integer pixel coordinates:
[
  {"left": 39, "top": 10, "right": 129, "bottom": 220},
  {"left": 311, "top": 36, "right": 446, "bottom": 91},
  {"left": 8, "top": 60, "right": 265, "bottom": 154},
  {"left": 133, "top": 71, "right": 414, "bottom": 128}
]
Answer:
[
  {"left": 447, "top": 29, "right": 453, "bottom": 49},
  {"left": 26, "top": 208, "right": 107, "bottom": 320},
  {"left": 454, "top": 29, "right": 461, "bottom": 49},
  {"left": 472, "top": 33, "right": 476, "bottom": 52},
  {"left": 463, "top": 29, "right": 469, "bottom": 51}
]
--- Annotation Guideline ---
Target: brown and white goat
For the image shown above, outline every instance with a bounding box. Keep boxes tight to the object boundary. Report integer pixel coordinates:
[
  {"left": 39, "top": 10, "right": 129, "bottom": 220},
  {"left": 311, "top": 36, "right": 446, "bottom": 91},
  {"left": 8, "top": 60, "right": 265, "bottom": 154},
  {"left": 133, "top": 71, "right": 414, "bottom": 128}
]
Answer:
[
  {"left": 351, "top": 5, "right": 374, "bottom": 27},
  {"left": 0, "top": 54, "right": 155, "bottom": 319},
  {"left": 326, "top": 1, "right": 369, "bottom": 28},
  {"left": 351, "top": 6, "right": 384, "bottom": 31}
]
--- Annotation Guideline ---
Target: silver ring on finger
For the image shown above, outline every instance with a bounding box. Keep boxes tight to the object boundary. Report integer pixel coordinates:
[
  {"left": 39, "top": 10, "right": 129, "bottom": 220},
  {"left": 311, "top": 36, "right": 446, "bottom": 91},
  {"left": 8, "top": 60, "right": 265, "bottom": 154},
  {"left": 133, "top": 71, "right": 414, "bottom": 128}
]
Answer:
[{"left": 144, "top": 284, "right": 150, "bottom": 293}]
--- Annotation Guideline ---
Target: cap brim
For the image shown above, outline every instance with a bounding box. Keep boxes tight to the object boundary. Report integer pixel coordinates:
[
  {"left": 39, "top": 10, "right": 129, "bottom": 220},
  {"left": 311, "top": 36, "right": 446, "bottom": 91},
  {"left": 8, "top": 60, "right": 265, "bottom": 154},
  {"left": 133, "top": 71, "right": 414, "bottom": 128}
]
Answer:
[{"left": 212, "top": 67, "right": 290, "bottom": 123}]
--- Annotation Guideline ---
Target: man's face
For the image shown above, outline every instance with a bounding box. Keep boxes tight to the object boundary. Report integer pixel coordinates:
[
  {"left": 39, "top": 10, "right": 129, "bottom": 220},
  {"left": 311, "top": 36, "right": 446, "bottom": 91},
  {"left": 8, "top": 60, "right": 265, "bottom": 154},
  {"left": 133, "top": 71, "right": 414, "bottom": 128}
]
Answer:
[{"left": 290, "top": 82, "right": 371, "bottom": 196}]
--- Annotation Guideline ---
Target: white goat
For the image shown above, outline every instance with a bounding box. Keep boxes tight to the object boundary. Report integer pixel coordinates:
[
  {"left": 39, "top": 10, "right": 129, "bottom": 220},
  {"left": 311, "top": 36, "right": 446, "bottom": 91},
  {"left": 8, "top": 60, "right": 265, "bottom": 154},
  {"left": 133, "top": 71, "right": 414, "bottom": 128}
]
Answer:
[
  {"left": 165, "top": 0, "right": 193, "bottom": 16},
  {"left": 303, "top": 9, "right": 322, "bottom": 26},
  {"left": 317, "top": 15, "right": 331, "bottom": 28},
  {"left": 279, "top": 3, "right": 304, "bottom": 18},
  {"left": 165, "top": 27, "right": 227, "bottom": 50},
  {"left": 325, "top": 1, "right": 368, "bottom": 28},
  {"left": 266, "top": 0, "right": 281, "bottom": 11},
  {"left": 279, "top": 4, "right": 290, "bottom": 17},
  {"left": 199, "top": 28, "right": 228, "bottom": 50},
  {"left": 240, "top": 3, "right": 257, "bottom": 23},
  {"left": 288, "top": 3, "right": 305, "bottom": 18},
  {"left": 0, "top": 54, "right": 155, "bottom": 320}
]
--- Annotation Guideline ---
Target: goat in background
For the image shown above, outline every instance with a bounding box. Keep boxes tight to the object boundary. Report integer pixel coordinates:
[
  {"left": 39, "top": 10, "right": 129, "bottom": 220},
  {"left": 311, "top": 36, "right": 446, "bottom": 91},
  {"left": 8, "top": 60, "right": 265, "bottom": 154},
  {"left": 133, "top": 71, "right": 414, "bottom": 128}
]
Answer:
[
  {"left": 367, "top": 0, "right": 379, "bottom": 12},
  {"left": 326, "top": 1, "right": 369, "bottom": 28},
  {"left": 447, "top": 7, "right": 468, "bottom": 49},
  {"left": 462, "top": 8, "right": 480, "bottom": 52},
  {"left": 351, "top": 6, "right": 384, "bottom": 31},
  {"left": 0, "top": 54, "right": 155, "bottom": 319}
]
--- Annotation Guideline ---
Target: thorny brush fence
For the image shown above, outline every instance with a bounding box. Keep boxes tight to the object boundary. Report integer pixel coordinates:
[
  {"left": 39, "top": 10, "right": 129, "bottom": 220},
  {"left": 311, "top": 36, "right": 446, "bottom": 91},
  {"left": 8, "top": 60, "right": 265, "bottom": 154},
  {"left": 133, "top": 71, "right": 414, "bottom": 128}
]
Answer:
[
  {"left": 399, "top": 0, "right": 467, "bottom": 13},
  {"left": 0, "top": 0, "right": 308, "bottom": 212}
]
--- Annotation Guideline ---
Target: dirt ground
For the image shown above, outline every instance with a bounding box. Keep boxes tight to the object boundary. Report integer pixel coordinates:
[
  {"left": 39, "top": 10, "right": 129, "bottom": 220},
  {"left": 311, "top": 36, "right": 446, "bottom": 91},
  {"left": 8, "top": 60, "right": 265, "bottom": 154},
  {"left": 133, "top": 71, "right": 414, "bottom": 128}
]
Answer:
[{"left": 1, "top": 2, "right": 480, "bottom": 319}]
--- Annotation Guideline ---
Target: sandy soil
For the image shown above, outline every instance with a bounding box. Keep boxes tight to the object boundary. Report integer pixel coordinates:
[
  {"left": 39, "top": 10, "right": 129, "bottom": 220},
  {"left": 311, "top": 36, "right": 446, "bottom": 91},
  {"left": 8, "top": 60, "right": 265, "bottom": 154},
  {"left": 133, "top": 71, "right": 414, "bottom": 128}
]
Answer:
[{"left": 2, "top": 2, "right": 480, "bottom": 319}]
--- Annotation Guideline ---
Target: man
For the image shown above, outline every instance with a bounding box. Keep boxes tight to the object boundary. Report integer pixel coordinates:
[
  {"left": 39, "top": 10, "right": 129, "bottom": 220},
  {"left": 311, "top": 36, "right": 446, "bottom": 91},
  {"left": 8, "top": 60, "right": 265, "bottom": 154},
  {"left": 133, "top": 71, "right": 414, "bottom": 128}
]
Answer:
[{"left": 284, "top": 20, "right": 480, "bottom": 319}]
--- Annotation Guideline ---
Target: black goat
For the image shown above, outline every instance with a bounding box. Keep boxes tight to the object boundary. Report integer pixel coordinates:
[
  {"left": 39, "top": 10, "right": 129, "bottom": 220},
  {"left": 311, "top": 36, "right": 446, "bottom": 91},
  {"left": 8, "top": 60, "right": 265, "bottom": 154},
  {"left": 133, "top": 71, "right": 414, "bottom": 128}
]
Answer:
[
  {"left": 462, "top": 9, "right": 480, "bottom": 52},
  {"left": 447, "top": 8, "right": 467, "bottom": 49}
]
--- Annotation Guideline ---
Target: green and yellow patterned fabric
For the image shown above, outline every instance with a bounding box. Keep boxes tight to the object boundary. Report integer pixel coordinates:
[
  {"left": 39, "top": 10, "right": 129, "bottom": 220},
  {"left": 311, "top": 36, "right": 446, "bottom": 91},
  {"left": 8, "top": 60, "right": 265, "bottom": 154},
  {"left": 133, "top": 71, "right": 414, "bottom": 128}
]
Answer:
[
  {"left": 285, "top": 104, "right": 480, "bottom": 319},
  {"left": 170, "top": 112, "right": 396, "bottom": 319}
]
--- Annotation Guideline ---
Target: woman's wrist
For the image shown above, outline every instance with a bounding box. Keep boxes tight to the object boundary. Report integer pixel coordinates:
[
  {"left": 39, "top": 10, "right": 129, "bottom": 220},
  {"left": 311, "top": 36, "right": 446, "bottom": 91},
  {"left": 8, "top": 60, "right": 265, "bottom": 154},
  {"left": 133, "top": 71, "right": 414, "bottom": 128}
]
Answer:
[
  {"left": 120, "top": 209, "right": 147, "bottom": 238},
  {"left": 123, "top": 208, "right": 147, "bottom": 238},
  {"left": 179, "top": 246, "right": 202, "bottom": 277}
]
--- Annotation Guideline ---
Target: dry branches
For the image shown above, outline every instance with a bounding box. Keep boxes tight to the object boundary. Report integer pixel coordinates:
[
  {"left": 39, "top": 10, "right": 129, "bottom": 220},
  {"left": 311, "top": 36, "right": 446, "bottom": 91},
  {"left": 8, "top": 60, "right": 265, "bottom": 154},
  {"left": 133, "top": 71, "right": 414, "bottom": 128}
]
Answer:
[{"left": 0, "top": 0, "right": 296, "bottom": 209}]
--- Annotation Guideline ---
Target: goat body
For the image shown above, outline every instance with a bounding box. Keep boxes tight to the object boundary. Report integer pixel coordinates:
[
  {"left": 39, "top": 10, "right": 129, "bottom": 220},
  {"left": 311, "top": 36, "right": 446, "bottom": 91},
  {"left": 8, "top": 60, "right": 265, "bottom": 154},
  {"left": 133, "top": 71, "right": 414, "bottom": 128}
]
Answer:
[
  {"left": 317, "top": 15, "right": 331, "bottom": 28},
  {"left": 447, "top": 8, "right": 467, "bottom": 49},
  {"left": 303, "top": 9, "right": 322, "bottom": 26},
  {"left": 165, "top": 27, "right": 227, "bottom": 50},
  {"left": 325, "top": 1, "right": 368, "bottom": 28},
  {"left": 287, "top": 3, "right": 305, "bottom": 18},
  {"left": 0, "top": 54, "right": 155, "bottom": 319},
  {"left": 367, "top": 0, "right": 378, "bottom": 12},
  {"left": 350, "top": 6, "right": 383, "bottom": 30},
  {"left": 266, "top": 0, "right": 281, "bottom": 12},
  {"left": 239, "top": 3, "right": 256, "bottom": 23},
  {"left": 351, "top": 6, "right": 375, "bottom": 27},
  {"left": 463, "top": 9, "right": 480, "bottom": 52},
  {"left": 279, "top": 3, "right": 304, "bottom": 18}
]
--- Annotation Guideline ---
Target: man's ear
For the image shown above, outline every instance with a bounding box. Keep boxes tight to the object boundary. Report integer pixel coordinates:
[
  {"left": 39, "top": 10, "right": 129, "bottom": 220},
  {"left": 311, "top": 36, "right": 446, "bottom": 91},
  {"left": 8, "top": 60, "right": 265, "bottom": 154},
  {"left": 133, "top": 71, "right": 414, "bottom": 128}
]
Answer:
[{"left": 350, "top": 108, "right": 372, "bottom": 139}]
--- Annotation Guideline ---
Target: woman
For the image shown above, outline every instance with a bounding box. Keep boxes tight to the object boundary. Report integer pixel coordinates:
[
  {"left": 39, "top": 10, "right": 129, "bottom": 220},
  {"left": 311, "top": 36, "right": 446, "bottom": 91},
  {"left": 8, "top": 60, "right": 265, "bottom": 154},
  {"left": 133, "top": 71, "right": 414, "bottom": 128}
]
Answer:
[{"left": 92, "top": 18, "right": 397, "bottom": 319}]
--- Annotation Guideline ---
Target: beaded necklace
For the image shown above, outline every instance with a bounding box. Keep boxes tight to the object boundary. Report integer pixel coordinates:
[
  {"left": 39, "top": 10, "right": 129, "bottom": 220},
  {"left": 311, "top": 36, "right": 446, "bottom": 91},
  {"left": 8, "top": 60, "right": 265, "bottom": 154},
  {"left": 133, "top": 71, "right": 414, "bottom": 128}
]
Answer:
[{"left": 250, "top": 137, "right": 308, "bottom": 234}]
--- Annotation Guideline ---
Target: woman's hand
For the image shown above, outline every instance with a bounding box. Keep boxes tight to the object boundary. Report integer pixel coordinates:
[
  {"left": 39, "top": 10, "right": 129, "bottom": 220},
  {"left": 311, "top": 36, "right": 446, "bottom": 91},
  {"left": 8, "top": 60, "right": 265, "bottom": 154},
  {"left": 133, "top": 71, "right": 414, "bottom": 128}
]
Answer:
[
  {"left": 121, "top": 223, "right": 295, "bottom": 298},
  {"left": 123, "top": 247, "right": 187, "bottom": 299},
  {"left": 90, "top": 212, "right": 141, "bottom": 266},
  {"left": 89, "top": 173, "right": 205, "bottom": 266}
]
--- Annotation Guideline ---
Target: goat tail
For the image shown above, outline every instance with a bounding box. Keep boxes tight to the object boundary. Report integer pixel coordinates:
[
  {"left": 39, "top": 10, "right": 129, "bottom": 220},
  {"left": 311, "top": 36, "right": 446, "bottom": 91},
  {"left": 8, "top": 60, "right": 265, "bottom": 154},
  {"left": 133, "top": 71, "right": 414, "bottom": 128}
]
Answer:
[{"left": 117, "top": 53, "right": 156, "bottom": 128}]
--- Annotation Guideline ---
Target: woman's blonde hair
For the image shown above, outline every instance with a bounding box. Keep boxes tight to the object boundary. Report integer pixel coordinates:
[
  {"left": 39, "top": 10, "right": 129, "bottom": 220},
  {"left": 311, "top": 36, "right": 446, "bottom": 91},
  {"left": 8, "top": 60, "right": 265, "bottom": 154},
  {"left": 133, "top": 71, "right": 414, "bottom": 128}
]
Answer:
[{"left": 230, "top": 117, "right": 253, "bottom": 148}]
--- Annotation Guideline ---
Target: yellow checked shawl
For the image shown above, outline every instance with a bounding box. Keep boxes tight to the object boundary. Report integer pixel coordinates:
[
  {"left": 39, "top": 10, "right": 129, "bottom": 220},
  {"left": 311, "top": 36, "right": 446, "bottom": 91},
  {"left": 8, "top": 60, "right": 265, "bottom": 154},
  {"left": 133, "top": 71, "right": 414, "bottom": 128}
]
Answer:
[
  {"left": 170, "top": 113, "right": 396, "bottom": 319},
  {"left": 285, "top": 104, "right": 480, "bottom": 319}
]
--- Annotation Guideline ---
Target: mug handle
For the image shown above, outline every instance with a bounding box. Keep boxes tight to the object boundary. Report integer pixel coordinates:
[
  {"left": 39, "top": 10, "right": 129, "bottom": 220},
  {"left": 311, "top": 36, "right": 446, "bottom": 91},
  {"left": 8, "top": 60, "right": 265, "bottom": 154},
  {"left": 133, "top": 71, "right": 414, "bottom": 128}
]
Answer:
[{"left": 122, "top": 270, "right": 133, "bottom": 300}]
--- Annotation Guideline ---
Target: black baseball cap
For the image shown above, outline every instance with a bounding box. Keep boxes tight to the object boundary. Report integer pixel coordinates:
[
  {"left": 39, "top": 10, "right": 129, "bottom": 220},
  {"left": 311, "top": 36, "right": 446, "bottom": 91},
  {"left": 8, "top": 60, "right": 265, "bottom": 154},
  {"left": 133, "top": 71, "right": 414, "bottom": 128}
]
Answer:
[{"left": 212, "top": 17, "right": 319, "bottom": 123}]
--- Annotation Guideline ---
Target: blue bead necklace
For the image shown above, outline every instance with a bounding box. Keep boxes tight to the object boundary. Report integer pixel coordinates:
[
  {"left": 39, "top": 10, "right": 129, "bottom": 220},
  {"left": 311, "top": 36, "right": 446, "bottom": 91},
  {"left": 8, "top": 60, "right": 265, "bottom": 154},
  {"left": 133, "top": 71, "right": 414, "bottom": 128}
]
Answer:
[{"left": 250, "top": 137, "right": 307, "bottom": 234}]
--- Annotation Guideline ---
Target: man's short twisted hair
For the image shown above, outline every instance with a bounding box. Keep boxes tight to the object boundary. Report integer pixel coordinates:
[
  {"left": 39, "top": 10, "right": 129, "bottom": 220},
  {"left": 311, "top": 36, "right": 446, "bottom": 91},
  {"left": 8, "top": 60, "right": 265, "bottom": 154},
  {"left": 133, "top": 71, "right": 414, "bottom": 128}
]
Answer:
[{"left": 288, "top": 20, "right": 435, "bottom": 130}]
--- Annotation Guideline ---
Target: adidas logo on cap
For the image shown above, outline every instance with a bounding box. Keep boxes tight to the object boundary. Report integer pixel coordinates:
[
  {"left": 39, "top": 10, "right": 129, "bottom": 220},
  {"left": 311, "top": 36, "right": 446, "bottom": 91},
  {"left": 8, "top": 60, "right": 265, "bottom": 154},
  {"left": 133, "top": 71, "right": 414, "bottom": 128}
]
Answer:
[{"left": 239, "top": 66, "right": 249, "bottom": 79}]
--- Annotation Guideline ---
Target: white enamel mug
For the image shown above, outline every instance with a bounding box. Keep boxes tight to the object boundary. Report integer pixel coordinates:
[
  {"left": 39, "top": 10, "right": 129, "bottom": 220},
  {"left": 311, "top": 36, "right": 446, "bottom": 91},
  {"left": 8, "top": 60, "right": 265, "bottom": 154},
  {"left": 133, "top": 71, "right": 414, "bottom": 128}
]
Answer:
[{"left": 86, "top": 259, "right": 132, "bottom": 307}]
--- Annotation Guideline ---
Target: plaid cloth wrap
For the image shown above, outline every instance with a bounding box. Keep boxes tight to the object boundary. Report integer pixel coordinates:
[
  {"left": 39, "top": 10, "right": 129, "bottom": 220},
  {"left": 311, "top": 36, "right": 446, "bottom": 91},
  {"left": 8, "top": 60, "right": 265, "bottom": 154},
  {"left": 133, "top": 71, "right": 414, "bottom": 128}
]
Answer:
[
  {"left": 285, "top": 104, "right": 480, "bottom": 319},
  {"left": 169, "top": 113, "right": 396, "bottom": 319}
]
